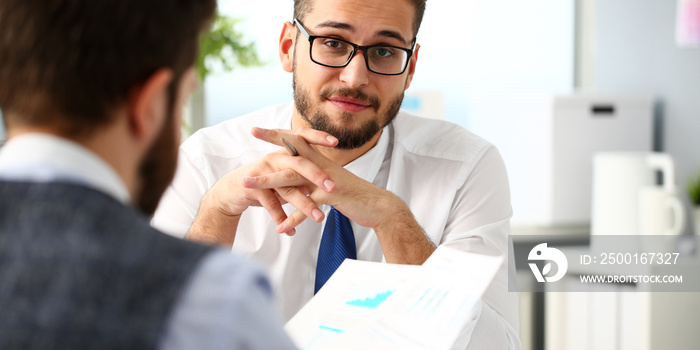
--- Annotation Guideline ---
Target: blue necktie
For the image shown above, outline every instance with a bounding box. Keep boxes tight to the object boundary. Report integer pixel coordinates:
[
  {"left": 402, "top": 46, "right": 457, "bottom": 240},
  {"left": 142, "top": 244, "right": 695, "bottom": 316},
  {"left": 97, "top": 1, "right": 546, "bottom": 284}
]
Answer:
[{"left": 315, "top": 206, "right": 356, "bottom": 294}]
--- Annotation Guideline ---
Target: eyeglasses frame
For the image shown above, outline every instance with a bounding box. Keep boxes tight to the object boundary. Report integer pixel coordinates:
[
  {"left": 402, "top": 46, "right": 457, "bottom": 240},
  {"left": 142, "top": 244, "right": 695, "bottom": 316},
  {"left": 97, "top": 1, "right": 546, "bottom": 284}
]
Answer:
[{"left": 292, "top": 18, "right": 415, "bottom": 76}]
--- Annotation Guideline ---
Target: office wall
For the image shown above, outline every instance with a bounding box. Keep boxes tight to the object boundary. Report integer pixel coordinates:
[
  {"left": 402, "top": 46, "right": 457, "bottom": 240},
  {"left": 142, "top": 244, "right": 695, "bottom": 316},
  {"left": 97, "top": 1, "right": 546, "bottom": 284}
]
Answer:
[
  {"left": 404, "top": 0, "right": 575, "bottom": 127},
  {"left": 595, "top": 0, "right": 700, "bottom": 190}
]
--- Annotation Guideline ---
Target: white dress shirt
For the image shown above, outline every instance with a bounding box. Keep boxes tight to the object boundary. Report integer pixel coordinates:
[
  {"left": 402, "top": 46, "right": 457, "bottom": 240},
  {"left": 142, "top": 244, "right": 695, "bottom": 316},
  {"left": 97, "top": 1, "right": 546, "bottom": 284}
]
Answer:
[
  {"left": 0, "top": 133, "right": 296, "bottom": 350},
  {"left": 153, "top": 102, "right": 521, "bottom": 349}
]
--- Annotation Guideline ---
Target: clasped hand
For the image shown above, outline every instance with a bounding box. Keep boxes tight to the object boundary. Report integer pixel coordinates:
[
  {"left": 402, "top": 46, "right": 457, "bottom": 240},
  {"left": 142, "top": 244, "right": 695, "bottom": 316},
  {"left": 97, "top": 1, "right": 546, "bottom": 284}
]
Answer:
[
  {"left": 202, "top": 126, "right": 402, "bottom": 239},
  {"left": 191, "top": 126, "right": 434, "bottom": 264}
]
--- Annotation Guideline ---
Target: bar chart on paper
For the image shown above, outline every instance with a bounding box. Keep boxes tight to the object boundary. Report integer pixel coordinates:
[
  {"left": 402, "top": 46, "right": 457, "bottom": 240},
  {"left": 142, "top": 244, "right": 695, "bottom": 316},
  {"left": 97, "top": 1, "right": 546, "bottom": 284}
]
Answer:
[
  {"left": 295, "top": 285, "right": 399, "bottom": 350},
  {"left": 285, "top": 247, "right": 504, "bottom": 350},
  {"left": 345, "top": 287, "right": 395, "bottom": 309}
]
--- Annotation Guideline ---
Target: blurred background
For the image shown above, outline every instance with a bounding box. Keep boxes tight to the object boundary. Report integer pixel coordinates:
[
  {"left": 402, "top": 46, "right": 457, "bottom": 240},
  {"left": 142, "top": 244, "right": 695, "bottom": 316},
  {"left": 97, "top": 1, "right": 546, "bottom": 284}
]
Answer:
[{"left": 2, "top": 0, "right": 699, "bottom": 349}]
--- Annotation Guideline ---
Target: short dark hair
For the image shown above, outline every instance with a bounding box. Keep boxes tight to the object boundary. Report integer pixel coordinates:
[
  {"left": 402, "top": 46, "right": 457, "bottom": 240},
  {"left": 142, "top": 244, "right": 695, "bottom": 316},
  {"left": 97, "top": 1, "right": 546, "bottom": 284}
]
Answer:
[
  {"left": 293, "top": 0, "right": 427, "bottom": 41},
  {"left": 0, "top": 0, "right": 216, "bottom": 136}
]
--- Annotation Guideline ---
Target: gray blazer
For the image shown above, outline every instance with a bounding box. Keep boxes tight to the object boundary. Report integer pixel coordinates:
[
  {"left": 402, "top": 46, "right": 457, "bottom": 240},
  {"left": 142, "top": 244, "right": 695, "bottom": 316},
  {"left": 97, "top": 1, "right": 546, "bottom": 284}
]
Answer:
[{"left": 0, "top": 180, "right": 211, "bottom": 349}]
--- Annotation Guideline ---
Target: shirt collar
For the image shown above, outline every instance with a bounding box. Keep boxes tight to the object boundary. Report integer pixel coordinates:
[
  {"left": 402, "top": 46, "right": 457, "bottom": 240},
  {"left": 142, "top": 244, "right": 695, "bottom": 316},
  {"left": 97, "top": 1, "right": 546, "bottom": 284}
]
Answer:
[
  {"left": 344, "top": 126, "right": 390, "bottom": 183},
  {"left": 0, "top": 133, "right": 131, "bottom": 204}
]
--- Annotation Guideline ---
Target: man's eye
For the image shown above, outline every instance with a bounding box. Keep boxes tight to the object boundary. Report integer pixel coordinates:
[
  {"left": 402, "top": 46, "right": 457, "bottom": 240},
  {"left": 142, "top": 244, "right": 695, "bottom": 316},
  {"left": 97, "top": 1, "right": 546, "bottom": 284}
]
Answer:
[
  {"left": 323, "top": 39, "right": 345, "bottom": 49},
  {"left": 374, "top": 47, "right": 395, "bottom": 57}
]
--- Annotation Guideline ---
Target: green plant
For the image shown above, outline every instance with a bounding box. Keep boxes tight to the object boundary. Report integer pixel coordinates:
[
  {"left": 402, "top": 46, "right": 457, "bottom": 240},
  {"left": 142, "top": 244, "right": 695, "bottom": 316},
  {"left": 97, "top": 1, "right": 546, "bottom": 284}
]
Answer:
[
  {"left": 195, "top": 14, "right": 261, "bottom": 81},
  {"left": 688, "top": 171, "right": 700, "bottom": 206}
]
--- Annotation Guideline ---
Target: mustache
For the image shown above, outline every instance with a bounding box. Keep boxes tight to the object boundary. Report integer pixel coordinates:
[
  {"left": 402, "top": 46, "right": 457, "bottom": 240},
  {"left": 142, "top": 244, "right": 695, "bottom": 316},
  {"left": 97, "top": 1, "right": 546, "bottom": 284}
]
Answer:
[{"left": 319, "top": 87, "right": 381, "bottom": 111}]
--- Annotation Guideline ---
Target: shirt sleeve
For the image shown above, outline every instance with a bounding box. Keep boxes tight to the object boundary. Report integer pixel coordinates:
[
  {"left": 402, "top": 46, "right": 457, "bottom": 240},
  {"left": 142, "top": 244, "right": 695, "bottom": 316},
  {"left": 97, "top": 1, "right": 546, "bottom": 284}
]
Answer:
[
  {"left": 158, "top": 250, "right": 298, "bottom": 350},
  {"left": 442, "top": 146, "right": 521, "bottom": 350}
]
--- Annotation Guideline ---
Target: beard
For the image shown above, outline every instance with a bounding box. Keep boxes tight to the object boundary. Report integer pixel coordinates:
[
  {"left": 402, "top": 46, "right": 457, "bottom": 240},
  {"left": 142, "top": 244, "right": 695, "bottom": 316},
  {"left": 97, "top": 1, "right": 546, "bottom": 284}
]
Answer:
[
  {"left": 134, "top": 96, "right": 179, "bottom": 216},
  {"left": 293, "top": 73, "right": 404, "bottom": 150}
]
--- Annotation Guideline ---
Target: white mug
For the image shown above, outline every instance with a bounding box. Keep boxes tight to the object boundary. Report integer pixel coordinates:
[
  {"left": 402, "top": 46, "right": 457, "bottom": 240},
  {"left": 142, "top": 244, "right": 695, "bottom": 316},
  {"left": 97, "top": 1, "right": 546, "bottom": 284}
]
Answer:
[
  {"left": 591, "top": 152, "right": 678, "bottom": 238},
  {"left": 638, "top": 186, "right": 685, "bottom": 236}
]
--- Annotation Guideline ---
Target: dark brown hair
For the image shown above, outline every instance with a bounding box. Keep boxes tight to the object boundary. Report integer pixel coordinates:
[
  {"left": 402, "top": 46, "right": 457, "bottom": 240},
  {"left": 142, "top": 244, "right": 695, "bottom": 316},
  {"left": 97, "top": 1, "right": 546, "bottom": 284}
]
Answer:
[
  {"left": 293, "top": 0, "right": 427, "bottom": 40},
  {"left": 0, "top": 0, "right": 216, "bottom": 136}
]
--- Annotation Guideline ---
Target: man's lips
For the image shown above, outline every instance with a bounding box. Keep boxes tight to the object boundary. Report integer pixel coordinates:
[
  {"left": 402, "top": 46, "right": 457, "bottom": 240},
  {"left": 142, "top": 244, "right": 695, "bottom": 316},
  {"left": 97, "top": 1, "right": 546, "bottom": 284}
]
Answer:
[{"left": 327, "top": 96, "right": 372, "bottom": 113}]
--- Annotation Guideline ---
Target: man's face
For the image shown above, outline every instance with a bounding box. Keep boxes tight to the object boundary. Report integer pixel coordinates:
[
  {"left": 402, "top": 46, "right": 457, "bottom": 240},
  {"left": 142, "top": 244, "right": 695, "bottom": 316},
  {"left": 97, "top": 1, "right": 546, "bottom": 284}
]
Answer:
[
  {"left": 292, "top": 0, "right": 417, "bottom": 150},
  {"left": 135, "top": 68, "right": 197, "bottom": 215}
]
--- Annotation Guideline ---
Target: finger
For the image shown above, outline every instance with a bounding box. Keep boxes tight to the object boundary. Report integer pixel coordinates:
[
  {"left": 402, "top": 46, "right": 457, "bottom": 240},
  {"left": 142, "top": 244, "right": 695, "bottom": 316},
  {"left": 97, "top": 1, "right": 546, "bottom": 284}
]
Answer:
[
  {"left": 255, "top": 188, "right": 295, "bottom": 235},
  {"left": 298, "top": 185, "right": 311, "bottom": 196},
  {"left": 244, "top": 156, "right": 335, "bottom": 192},
  {"left": 294, "top": 127, "right": 338, "bottom": 147},
  {"left": 275, "top": 185, "right": 325, "bottom": 224},
  {"left": 277, "top": 209, "right": 312, "bottom": 234},
  {"left": 252, "top": 127, "right": 334, "bottom": 154},
  {"left": 251, "top": 127, "right": 337, "bottom": 147},
  {"left": 276, "top": 208, "right": 311, "bottom": 234},
  {"left": 251, "top": 130, "right": 318, "bottom": 163}
]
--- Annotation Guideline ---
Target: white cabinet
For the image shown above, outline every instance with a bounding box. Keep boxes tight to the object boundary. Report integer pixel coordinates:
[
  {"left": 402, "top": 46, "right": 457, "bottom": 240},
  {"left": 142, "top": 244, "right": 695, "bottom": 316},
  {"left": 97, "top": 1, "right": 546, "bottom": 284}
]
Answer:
[
  {"left": 467, "top": 93, "right": 653, "bottom": 227},
  {"left": 545, "top": 253, "right": 700, "bottom": 349}
]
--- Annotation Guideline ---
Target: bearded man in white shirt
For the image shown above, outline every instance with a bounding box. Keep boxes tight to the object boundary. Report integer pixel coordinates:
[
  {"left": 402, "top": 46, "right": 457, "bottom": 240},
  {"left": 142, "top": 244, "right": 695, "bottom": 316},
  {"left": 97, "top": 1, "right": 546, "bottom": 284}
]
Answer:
[{"left": 153, "top": 0, "right": 520, "bottom": 348}]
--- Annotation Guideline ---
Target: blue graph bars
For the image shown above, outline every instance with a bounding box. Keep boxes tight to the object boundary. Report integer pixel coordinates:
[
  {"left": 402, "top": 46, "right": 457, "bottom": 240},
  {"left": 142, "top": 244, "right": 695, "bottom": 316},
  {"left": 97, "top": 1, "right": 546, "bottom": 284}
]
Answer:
[{"left": 345, "top": 290, "right": 395, "bottom": 308}]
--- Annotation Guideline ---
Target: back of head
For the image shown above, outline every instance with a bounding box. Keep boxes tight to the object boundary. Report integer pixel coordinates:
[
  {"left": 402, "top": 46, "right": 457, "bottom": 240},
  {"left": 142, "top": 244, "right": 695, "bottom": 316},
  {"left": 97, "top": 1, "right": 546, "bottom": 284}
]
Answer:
[{"left": 0, "top": 0, "right": 217, "bottom": 136}]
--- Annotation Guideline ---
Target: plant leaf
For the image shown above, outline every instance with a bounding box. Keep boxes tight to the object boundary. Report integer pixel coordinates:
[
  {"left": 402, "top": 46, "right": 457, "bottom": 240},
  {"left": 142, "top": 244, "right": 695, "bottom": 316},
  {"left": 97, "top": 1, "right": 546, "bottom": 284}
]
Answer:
[{"left": 196, "top": 13, "right": 262, "bottom": 81}]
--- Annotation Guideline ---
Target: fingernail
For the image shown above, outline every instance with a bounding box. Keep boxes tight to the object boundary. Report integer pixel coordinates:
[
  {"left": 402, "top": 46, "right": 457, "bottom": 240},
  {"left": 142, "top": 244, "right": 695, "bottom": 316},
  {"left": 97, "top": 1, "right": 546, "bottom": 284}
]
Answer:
[
  {"left": 323, "top": 179, "right": 335, "bottom": 191},
  {"left": 244, "top": 177, "right": 256, "bottom": 184},
  {"left": 327, "top": 135, "right": 338, "bottom": 144},
  {"left": 286, "top": 228, "right": 296, "bottom": 236},
  {"left": 312, "top": 209, "right": 324, "bottom": 221},
  {"left": 276, "top": 222, "right": 287, "bottom": 232}
]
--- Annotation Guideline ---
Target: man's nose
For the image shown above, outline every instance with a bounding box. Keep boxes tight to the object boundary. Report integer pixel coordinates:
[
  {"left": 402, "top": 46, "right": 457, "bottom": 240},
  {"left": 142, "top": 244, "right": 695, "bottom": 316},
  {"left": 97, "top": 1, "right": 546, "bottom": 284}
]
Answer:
[{"left": 339, "top": 50, "right": 370, "bottom": 88}]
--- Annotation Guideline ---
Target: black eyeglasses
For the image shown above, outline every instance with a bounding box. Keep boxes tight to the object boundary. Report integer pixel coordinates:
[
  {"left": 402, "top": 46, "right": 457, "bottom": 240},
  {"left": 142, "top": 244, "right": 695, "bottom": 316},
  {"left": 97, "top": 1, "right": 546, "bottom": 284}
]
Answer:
[{"left": 293, "top": 19, "right": 415, "bottom": 76}]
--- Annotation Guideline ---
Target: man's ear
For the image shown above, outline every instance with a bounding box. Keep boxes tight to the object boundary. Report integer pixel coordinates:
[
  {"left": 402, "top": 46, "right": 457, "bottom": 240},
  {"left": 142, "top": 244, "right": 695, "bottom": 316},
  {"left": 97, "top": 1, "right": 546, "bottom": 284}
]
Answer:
[
  {"left": 404, "top": 43, "right": 420, "bottom": 90},
  {"left": 279, "top": 21, "right": 296, "bottom": 73},
  {"left": 127, "top": 69, "right": 173, "bottom": 140}
]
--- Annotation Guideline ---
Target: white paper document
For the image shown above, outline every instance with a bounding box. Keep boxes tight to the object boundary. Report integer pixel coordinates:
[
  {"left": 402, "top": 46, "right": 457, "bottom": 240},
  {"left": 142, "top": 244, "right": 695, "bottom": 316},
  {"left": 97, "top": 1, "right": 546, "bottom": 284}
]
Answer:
[{"left": 284, "top": 246, "right": 503, "bottom": 349}]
